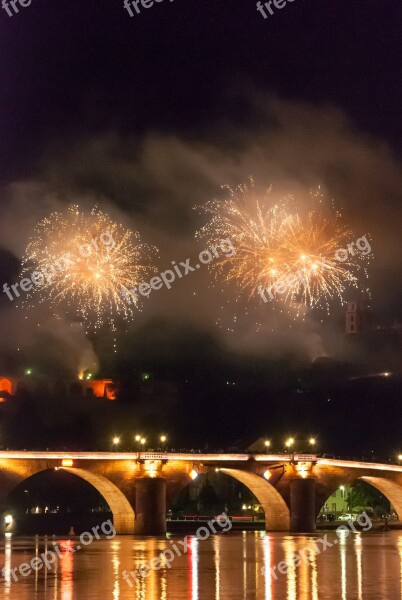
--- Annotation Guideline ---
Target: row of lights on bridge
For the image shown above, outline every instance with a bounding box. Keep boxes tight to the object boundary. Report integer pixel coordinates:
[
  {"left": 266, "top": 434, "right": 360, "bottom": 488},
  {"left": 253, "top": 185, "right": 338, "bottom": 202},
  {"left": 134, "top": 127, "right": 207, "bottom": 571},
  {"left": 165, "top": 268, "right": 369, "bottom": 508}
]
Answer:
[
  {"left": 112, "top": 435, "right": 167, "bottom": 447},
  {"left": 263, "top": 437, "right": 316, "bottom": 449},
  {"left": 111, "top": 436, "right": 316, "bottom": 450}
]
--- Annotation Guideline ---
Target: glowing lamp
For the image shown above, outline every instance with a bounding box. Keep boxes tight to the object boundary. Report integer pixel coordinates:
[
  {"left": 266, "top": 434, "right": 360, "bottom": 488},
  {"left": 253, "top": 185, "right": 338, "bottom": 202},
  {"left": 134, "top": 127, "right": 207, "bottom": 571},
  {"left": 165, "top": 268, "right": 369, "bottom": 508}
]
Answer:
[
  {"left": 62, "top": 459, "right": 74, "bottom": 467},
  {"left": 296, "top": 462, "right": 309, "bottom": 479},
  {"left": 145, "top": 461, "right": 158, "bottom": 478},
  {"left": 4, "top": 515, "right": 12, "bottom": 525},
  {"left": 263, "top": 470, "right": 272, "bottom": 480},
  {"left": 189, "top": 469, "right": 198, "bottom": 480}
]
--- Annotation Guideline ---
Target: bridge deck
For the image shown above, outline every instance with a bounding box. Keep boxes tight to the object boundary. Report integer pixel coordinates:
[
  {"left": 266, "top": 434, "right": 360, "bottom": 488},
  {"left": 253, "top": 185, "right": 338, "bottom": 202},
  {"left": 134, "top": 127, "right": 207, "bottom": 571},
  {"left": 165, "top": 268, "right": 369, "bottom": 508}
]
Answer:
[{"left": 0, "top": 451, "right": 401, "bottom": 472}]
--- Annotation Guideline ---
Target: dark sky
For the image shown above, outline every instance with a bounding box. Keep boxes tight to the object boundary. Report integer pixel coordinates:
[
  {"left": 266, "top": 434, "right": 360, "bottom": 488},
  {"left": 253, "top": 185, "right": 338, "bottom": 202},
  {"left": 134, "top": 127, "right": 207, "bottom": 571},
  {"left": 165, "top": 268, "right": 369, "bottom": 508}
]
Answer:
[
  {"left": 0, "top": 0, "right": 402, "bottom": 451},
  {"left": 0, "top": 0, "right": 401, "bottom": 171}
]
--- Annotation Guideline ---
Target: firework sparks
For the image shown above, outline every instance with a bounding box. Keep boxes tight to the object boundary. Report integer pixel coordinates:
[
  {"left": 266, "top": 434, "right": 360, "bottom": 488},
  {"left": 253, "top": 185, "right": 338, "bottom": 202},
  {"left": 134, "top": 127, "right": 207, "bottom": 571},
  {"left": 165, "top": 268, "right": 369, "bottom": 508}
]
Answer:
[
  {"left": 197, "top": 180, "right": 371, "bottom": 312},
  {"left": 20, "top": 206, "right": 158, "bottom": 330}
]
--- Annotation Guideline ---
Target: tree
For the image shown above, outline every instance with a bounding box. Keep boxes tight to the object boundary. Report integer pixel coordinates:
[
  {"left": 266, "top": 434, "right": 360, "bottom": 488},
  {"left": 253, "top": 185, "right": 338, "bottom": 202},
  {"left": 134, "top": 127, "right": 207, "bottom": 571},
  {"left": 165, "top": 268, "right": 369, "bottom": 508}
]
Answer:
[{"left": 348, "top": 481, "right": 390, "bottom": 513}]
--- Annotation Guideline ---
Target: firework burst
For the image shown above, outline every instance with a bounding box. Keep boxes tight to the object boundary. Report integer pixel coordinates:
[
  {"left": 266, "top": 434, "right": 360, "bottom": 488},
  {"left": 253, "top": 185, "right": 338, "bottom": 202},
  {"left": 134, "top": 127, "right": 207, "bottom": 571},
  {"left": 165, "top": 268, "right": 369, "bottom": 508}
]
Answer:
[
  {"left": 197, "top": 180, "right": 371, "bottom": 311},
  {"left": 20, "top": 206, "right": 158, "bottom": 330}
]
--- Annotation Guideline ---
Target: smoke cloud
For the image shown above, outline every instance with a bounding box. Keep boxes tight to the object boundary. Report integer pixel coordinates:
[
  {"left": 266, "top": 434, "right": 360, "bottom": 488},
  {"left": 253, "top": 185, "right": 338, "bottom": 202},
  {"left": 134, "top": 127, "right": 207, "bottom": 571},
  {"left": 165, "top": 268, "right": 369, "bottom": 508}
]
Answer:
[{"left": 1, "top": 95, "right": 401, "bottom": 371}]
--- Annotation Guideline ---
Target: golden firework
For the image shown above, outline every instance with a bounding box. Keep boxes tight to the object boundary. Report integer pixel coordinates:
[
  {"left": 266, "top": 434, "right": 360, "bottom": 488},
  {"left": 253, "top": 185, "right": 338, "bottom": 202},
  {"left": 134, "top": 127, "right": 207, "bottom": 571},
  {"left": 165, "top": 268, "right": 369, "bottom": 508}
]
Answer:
[
  {"left": 197, "top": 181, "right": 370, "bottom": 311},
  {"left": 21, "top": 206, "right": 157, "bottom": 330}
]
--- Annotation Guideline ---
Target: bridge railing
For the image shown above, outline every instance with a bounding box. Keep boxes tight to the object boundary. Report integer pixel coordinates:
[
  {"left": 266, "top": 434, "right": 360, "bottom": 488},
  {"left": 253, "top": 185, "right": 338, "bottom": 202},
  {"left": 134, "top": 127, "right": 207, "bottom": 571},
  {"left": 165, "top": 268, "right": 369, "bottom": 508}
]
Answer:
[{"left": 138, "top": 453, "right": 168, "bottom": 461}]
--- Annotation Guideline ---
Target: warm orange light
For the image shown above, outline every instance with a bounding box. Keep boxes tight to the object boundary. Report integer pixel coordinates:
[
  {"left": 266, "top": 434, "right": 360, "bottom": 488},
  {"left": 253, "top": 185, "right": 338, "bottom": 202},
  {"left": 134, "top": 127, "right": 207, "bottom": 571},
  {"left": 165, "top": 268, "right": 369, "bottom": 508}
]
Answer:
[
  {"left": 263, "top": 470, "right": 272, "bottom": 480},
  {"left": 296, "top": 462, "right": 309, "bottom": 478},
  {"left": 81, "top": 379, "right": 116, "bottom": 400},
  {"left": 62, "top": 459, "right": 74, "bottom": 467},
  {"left": 145, "top": 460, "right": 158, "bottom": 478},
  {"left": 189, "top": 469, "right": 198, "bottom": 480},
  {"left": 0, "top": 378, "right": 13, "bottom": 395}
]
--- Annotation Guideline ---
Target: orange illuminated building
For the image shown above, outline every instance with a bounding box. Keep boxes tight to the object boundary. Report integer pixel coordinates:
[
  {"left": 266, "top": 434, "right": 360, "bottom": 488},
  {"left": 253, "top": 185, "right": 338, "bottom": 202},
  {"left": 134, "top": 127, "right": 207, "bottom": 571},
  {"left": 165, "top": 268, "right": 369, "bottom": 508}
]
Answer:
[
  {"left": 0, "top": 376, "right": 117, "bottom": 401},
  {"left": 0, "top": 378, "right": 13, "bottom": 395},
  {"left": 0, "top": 377, "right": 16, "bottom": 402},
  {"left": 79, "top": 379, "right": 117, "bottom": 400}
]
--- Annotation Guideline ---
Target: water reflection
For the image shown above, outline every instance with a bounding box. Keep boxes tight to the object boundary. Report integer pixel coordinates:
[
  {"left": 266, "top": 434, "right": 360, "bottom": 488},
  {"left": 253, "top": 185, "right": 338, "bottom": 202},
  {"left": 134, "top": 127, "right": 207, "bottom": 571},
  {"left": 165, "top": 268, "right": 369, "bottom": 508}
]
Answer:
[
  {"left": 59, "top": 541, "right": 74, "bottom": 600},
  {"left": 242, "top": 531, "right": 247, "bottom": 599},
  {"left": 397, "top": 536, "right": 402, "bottom": 599},
  {"left": 338, "top": 529, "right": 348, "bottom": 600},
  {"left": 283, "top": 537, "right": 297, "bottom": 600},
  {"left": 262, "top": 534, "right": 272, "bottom": 600},
  {"left": 213, "top": 535, "right": 220, "bottom": 600},
  {"left": 3, "top": 533, "right": 12, "bottom": 593},
  {"left": 188, "top": 536, "right": 199, "bottom": 600},
  {"left": 111, "top": 540, "right": 121, "bottom": 600},
  {"left": 354, "top": 534, "right": 362, "bottom": 600},
  {"left": 1, "top": 531, "right": 402, "bottom": 599},
  {"left": 310, "top": 550, "right": 319, "bottom": 600}
]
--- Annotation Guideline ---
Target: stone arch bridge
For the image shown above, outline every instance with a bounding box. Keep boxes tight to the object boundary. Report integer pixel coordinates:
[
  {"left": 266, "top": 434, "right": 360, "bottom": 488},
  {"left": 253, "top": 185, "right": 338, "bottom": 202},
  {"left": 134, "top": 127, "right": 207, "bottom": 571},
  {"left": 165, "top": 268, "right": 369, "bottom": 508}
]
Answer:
[{"left": 0, "top": 451, "right": 401, "bottom": 534}]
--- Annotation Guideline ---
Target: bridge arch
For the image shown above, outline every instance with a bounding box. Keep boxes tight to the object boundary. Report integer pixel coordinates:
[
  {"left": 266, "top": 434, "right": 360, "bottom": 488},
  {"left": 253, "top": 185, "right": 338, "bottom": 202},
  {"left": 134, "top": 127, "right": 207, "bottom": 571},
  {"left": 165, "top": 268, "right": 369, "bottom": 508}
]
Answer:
[
  {"left": 316, "top": 473, "right": 402, "bottom": 521},
  {"left": 359, "top": 476, "right": 402, "bottom": 518},
  {"left": 220, "top": 468, "right": 290, "bottom": 531},
  {"left": 61, "top": 467, "right": 135, "bottom": 533},
  {"left": 4, "top": 466, "right": 135, "bottom": 534}
]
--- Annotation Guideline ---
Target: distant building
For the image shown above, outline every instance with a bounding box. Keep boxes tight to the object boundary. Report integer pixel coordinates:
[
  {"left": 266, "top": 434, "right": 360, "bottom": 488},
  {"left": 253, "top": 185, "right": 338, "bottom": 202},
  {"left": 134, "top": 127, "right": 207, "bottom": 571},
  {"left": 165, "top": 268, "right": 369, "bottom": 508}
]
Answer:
[
  {"left": 76, "top": 379, "right": 117, "bottom": 400},
  {"left": 0, "top": 377, "right": 16, "bottom": 401},
  {"left": 322, "top": 485, "right": 350, "bottom": 513},
  {"left": 345, "top": 301, "right": 371, "bottom": 335},
  {"left": 0, "top": 376, "right": 117, "bottom": 401}
]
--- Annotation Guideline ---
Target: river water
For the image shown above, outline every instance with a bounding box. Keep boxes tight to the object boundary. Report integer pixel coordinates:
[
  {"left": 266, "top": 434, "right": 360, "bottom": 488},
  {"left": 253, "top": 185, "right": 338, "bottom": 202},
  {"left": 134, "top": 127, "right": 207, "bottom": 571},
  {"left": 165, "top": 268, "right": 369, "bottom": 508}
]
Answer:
[{"left": 1, "top": 530, "right": 401, "bottom": 599}]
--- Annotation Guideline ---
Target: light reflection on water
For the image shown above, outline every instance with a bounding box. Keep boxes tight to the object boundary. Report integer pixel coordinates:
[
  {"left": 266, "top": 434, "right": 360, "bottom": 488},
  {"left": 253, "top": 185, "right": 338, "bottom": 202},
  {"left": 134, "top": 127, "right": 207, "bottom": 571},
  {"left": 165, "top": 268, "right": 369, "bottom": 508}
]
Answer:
[{"left": 1, "top": 530, "right": 402, "bottom": 599}]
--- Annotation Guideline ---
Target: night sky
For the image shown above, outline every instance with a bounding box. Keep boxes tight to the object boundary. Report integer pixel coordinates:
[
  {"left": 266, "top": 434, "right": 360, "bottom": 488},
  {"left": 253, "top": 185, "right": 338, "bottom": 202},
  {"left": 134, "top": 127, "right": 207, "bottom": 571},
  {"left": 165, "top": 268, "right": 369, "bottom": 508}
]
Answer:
[{"left": 0, "top": 0, "right": 402, "bottom": 454}]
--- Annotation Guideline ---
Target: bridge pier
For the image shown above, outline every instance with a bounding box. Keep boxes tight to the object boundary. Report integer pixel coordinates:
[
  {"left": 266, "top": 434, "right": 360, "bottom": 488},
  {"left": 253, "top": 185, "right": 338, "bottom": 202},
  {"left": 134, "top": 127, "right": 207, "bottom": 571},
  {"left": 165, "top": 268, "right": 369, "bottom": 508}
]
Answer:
[
  {"left": 134, "top": 477, "right": 166, "bottom": 536},
  {"left": 290, "top": 478, "right": 316, "bottom": 533}
]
